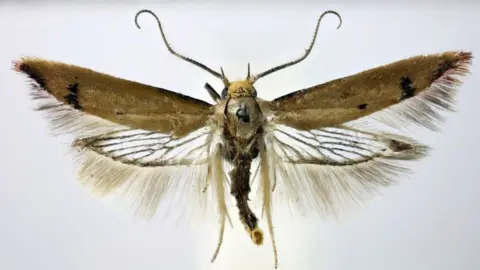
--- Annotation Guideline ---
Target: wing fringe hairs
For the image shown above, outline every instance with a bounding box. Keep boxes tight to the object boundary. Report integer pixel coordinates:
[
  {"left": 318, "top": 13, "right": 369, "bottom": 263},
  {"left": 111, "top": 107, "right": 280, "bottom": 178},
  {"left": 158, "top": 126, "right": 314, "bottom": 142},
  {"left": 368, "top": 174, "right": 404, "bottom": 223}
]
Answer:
[
  {"left": 14, "top": 51, "right": 473, "bottom": 223},
  {"left": 370, "top": 51, "right": 472, "bottom": 132},
  {"left": 20, "top": 69, "right": 223, "bottom": 223},
  {"left": 258, "top": 52, "right": 473, "bottom": 218},
  {"left": 262, "top": 131, "right": 429, "bottom": 219}
]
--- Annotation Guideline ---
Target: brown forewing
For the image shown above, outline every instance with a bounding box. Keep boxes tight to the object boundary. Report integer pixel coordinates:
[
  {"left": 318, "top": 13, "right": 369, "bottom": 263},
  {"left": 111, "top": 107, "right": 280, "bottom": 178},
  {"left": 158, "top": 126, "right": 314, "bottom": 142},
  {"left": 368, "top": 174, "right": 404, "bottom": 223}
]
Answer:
[
  {"left": 16, "top": 57, "right": 213, "bottom": 137},
  {"left": 269, "top": 51, "right": 472, "bottom": 130}
]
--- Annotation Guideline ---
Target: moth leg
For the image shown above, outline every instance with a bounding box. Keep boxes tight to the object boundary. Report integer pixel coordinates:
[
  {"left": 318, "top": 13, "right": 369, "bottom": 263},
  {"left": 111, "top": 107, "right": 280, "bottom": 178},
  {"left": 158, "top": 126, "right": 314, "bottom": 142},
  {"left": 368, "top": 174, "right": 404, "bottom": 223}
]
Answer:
[
  {"left": 260, "top": 140, "right": 279, "bottom": 269},
  {"left": 210, "top": 214, "right": 226, "bottom": 264},
  {"left": 271, "top": 172, "right": 277, "bottom": 193},
  {"left": 210, "top": 145, "right": 228, "bottom": 264},
  {"left": 202, "top": 174, "right": 210, "bottom": 193},
  {"left": 264, "top": 196, "right": 278, "bottom": 269}
]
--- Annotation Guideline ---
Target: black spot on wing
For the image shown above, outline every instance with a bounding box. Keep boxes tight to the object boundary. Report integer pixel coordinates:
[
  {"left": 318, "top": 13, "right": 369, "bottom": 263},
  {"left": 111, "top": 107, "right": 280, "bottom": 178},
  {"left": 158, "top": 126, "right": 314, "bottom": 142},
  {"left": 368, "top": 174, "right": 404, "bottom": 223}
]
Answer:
[
  {"left": 357, "top": 103, "right": 367, "bottom": 110},
  {"left": 389, "top": 139, "right": 413, "bottom": 152},
  {"left": 64, "top": 82, "right": 82, "bottom": 110},
  {"left": 399, "top": 76, "right": 416, "bottom": 101},
  {"left": 18, "top": 63, "right": 47, "bottom": 89}
]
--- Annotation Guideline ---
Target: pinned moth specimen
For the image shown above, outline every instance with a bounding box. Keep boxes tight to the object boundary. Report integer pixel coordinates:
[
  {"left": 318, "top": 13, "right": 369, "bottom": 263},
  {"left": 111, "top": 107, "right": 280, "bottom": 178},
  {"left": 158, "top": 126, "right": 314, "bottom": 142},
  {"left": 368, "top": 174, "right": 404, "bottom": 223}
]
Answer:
[{"left": 13, "top": 9, "right": 472, "bottom": 269}]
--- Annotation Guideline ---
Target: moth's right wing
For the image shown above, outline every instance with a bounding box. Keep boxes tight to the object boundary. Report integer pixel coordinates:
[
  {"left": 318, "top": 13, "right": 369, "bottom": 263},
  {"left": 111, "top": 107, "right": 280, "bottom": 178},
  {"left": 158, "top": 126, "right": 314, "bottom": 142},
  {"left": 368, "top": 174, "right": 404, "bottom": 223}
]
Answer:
[
  {"left": 259, "top": 124, "right": 429, "bottom": 218},
  {"left": 255, "top": 51, "right": 472, "bottom": 218},
  {"left": 269, "top": 51, "right": 472, "bottom": 132},
  {"left": 14, "top": 58, "right": 227, "bottom": 221}
]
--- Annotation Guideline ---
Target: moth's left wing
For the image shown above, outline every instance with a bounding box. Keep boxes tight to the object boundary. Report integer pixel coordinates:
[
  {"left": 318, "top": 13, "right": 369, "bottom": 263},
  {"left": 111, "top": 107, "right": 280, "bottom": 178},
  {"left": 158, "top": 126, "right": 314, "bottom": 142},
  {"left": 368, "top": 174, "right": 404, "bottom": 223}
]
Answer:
[
  {"left": 269, "top": 51, "right": 472, "bottom": 132},
  {"left": 15, "top": 57, "right": 212, "bottom": 138},
  {"left": 72, "top": 126, "right": 217, "bottom": 220},
  {"left": 14, "top": 58, "right": 223, "bottom": 221}
]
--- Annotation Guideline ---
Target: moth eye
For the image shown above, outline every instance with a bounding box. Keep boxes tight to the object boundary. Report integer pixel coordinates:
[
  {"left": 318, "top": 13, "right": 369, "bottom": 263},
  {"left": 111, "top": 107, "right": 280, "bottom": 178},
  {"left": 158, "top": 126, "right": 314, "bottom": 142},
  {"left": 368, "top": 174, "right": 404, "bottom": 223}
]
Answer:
[
  {"left": 252, "top": 87, "right": 257, "bottom": 97},
  {"left": 221, "top": 87, "right": 228, "bottom": 99}
]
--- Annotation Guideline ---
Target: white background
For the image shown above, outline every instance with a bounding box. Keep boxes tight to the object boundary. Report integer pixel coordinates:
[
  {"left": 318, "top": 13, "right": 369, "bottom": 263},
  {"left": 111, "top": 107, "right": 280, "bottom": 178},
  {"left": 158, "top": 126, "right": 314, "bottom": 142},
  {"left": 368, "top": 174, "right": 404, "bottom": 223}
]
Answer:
[{"left": 1, "top": 2, "right": 479, "bottom": 270}]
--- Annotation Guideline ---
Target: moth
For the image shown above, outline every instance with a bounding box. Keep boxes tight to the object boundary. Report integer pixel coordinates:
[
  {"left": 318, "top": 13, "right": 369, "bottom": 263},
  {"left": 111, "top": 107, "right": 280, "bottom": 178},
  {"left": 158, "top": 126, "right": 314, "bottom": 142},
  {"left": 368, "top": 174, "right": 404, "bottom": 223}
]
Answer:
[{"left": 13, "top": 9, "right": 472, "bottom": 269}]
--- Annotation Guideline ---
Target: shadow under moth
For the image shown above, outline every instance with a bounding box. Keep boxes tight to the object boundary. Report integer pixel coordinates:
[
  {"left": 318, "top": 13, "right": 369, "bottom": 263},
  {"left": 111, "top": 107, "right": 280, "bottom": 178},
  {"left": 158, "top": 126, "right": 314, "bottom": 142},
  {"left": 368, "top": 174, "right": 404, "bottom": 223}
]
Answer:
[{"left": 13, "top": 9, "right": 473, "bottom": 269}]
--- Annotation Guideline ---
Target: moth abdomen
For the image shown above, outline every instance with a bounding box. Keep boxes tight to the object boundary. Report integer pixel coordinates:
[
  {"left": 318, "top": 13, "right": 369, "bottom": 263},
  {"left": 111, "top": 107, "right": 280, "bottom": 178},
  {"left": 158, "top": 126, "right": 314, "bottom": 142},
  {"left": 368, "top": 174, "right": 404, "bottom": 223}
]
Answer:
[{"left": 229, "top": 154, "right": 264, "bottom": 246}]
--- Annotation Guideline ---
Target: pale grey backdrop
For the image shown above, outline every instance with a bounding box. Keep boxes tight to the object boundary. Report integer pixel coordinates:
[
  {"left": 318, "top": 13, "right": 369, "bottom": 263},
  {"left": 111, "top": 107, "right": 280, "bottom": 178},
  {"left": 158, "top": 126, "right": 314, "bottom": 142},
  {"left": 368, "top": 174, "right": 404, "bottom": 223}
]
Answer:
[{"left": 1, "top": 2, "right": 479, "bottom": 270}]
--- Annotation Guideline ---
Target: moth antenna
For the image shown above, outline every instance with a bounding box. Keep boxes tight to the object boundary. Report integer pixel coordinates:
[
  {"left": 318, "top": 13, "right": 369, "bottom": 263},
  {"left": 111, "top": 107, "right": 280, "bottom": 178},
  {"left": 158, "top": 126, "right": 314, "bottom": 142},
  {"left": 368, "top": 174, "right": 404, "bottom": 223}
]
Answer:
[
  {"left": 246, "top": 62, "right": 251, "bottom": 79},
  {"left": 249, "top": 10, "right": 342, "bottom": 83},
  {"left": 134, "top": 9, "right": 225, "bottom": 81}
]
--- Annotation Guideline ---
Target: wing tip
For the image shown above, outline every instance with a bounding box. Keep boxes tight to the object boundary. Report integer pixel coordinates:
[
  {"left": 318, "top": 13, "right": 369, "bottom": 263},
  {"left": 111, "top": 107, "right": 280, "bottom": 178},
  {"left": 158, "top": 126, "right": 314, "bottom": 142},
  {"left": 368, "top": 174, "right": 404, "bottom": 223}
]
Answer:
[
  {"left": 12, "top": 57, "right": 47, "bottom": 89},
  {"left": 457, "top": 50, "right": 473, "bottom": 62},
  {"left": 430, "top": 50, "right": 473, "bottom": 93},
  {"left": 12, "top": 59, "right": 23, "bottom": 72},
  {"left": 454, "top": 50, "right": 473, "bottom": 72},
  {"left": 385, "top": 50, "right": 474, "bottom": 132},
  {"left": 449, "top": 50, "right": 473, "bottom": 75},
  {"left": 12, "top": 56, "right": 35, "bottom": 72}
]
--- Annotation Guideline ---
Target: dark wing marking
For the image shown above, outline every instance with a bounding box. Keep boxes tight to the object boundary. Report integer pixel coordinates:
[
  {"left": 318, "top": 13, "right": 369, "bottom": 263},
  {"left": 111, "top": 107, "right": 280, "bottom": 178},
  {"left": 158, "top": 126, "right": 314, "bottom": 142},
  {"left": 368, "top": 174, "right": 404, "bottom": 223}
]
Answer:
[
  {"left": 15, "top": 57, "right": 213, "bottom": 138},
  {"left": 260, "top": 124, "right": 428, "bottom": 218},
  {"left": 269, "top": 51, "right": 472, "bottom": 132},
  {"left": 13, "top": 57, "right": 225, "bottom": 221}
]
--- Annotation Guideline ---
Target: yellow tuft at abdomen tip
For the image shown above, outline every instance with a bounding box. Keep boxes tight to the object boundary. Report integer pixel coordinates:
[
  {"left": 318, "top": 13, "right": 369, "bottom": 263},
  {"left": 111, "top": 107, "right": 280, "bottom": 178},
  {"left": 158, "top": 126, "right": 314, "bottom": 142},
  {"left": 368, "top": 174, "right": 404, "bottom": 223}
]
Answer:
[{"left": 250, "top": 227, "right": 264, "bottom": 245}]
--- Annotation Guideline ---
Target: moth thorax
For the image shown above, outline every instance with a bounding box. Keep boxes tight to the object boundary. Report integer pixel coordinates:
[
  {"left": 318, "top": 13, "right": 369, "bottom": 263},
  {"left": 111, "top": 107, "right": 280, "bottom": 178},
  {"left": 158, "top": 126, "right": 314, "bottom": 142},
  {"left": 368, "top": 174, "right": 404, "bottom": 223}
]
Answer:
[{"left": 226, "top": 97, "right": 263, "bottom": 140}]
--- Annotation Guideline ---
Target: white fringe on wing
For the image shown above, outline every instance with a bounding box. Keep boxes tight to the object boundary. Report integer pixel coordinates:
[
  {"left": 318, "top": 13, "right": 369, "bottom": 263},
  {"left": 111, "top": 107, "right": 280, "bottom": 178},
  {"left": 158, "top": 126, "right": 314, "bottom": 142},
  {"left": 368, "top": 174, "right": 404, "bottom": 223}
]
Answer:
[
  {"left": 372, "top": 51, "right": 472, "bottom": 132},
  {"left": 23, "top": 79, "right": 224, "bottom": 224},
  {"left": 260, "top": 127, "right": 430, "bottom": 220}
]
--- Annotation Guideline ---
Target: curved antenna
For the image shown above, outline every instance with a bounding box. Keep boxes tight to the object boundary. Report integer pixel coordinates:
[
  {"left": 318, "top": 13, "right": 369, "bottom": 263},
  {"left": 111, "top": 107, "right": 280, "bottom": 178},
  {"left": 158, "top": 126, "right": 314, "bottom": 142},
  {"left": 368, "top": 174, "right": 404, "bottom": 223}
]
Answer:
[
  {"left": 249, "top": 10, "right": 342, "bottom": 83},
  {"left": 134, "top": 9, "right": 225, "bottom": 82}
]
